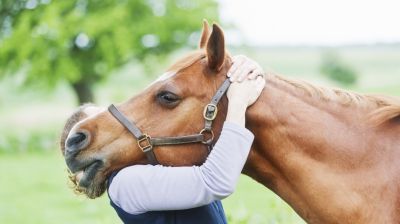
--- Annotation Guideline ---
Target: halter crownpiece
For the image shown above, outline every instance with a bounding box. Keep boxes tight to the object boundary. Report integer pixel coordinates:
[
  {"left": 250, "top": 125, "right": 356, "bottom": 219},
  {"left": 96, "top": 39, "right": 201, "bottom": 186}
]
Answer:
[{"left": 108, "top": 78, "right": 231, "bottom": 165}]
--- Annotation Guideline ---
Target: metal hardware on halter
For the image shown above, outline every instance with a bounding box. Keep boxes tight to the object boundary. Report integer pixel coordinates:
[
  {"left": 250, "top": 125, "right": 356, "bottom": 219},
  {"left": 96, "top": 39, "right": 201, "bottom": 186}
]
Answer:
[
  {"left": 108, "top": 78, "right": 231, "bottom": 165},
  {"left": 199, "top": 128, "right": 214, "bottom": 145},
  {"left": 203, "top": 104, "right": 218, "bottom": 121},
  {"left": 137, "top": 134, "right": 152, "bottom": 153}
]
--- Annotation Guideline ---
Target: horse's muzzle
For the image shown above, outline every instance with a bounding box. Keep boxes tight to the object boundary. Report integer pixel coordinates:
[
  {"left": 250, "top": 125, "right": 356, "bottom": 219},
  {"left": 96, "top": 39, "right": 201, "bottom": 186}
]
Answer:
[
  {"left": 64, "top": 130, "right": 93, "bottom": 171},
  {"left": 67, "top": 132, "right": 87, "bottom": 148},
  {"left": 65, "top": 130, "right": 91, "bottom": 162},
  {"left": 66, "top": 131, "right": 89, "bottom": 152}
]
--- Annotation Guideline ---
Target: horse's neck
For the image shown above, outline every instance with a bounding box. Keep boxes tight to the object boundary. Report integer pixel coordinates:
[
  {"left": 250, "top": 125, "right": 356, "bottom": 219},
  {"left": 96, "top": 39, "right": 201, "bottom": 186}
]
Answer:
[{"left": 243, "top": 74, "right": 400, "bottom": 224}]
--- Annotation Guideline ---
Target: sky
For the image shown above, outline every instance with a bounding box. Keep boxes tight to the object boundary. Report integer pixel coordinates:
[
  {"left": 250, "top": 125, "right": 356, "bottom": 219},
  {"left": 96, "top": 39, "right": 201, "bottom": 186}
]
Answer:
[{"left": 218, "top": 0, "right": 400, "bottom": 46}]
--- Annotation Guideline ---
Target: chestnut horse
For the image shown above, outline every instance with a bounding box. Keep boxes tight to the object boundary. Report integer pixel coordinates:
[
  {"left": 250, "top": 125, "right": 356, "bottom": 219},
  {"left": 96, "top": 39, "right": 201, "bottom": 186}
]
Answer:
[{"left": 61, "top": 22, "right": 400, "bottom": 223}]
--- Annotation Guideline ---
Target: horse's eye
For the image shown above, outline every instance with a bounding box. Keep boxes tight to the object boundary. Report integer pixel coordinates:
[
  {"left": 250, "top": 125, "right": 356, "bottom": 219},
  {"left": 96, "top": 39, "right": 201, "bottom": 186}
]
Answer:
[{"left": 156, "top": 91, "right": 181, "bottom": 107}]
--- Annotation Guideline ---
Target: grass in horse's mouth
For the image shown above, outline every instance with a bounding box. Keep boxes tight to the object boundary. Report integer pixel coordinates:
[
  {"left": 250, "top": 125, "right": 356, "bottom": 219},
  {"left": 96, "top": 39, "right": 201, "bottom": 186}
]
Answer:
[
  {"left": 67, "top": 161, "right": 102, "bottom": 196},
  {"left": 68, "top": 160, "right": 107, "bottom": 199},
  {"left": 67, "top": 169, "right": 86, "bottom": 195}
]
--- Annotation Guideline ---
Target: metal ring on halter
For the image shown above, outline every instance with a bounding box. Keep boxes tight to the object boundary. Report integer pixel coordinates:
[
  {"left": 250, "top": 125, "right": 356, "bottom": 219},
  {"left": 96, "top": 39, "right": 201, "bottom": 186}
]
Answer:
[{"left": 199, "top": 128, "right": 214, "bottom": 145}]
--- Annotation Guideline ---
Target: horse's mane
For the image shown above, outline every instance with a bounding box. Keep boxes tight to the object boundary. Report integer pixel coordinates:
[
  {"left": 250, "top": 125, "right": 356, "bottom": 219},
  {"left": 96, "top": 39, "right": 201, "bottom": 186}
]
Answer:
[
  {"left": 167, "top": 52, "right": 400, "bottom": 126},
  {"left": 271, "top": 74, "right": 400, "bottom": 126}
]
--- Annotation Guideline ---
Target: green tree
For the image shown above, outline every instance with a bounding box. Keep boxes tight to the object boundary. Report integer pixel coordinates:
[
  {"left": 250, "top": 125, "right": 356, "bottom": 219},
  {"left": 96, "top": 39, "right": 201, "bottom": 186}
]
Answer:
[{"left": 0, "top": 0, "right": 218, "bottom": 104}]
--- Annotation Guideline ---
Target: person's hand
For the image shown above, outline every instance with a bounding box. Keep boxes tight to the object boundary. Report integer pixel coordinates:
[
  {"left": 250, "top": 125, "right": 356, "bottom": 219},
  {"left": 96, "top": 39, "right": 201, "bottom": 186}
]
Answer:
[
  {"left": 227, "top": 75, "right": 265, "bottom": 109},
  {"left": 227, "top": 55, "right": 265, "bottom": 107},
  {"left": 227, "top": 55, "right": 264, "bottom": 82},
  {"left": 225, "top": 55, "right": 265, "bottom": 126},
  {"left": 225, "top": 77, "right": 265, "bottom": 126}
]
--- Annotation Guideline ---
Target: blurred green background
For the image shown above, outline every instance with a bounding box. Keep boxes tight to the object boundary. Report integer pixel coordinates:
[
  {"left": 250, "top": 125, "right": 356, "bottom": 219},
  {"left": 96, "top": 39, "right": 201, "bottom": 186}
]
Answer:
[{"left": 1, "top": 0, "right": 399, "bottom": 224}]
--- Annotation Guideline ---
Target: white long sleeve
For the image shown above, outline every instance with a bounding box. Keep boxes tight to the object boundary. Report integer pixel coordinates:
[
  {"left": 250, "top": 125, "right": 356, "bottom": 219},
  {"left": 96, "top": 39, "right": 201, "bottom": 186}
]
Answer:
[{"left": 108, "top": 122, "right": 254, "bottom": 215}]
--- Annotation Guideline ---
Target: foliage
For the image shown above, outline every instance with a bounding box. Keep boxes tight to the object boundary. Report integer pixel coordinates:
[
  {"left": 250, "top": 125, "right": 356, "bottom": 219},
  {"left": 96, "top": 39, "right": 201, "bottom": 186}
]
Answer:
[
  {"left": 320, "top": 52, "right": 358, "bottom": 85},
  {"left": 0, "top": 0, "right": 219, "bottom": 104},
  {"left": 0, "top": 0, "right": 27, "bottom": 33}
]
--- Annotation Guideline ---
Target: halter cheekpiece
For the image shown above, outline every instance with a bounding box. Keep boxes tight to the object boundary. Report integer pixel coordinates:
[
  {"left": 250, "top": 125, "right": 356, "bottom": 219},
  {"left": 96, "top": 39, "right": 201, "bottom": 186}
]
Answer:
[{"left": 108, "top": 78, "right": 231, "bottom": 165}]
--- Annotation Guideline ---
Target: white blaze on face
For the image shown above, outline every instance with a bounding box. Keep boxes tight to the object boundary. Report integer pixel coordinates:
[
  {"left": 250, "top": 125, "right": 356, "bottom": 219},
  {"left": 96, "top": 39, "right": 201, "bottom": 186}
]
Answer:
[{"left": 148, "top": 71, "right": 176, "bottom": 87}]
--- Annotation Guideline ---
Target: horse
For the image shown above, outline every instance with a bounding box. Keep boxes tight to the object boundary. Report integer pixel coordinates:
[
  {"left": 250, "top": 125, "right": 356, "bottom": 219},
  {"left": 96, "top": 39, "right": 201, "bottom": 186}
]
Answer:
[{"left": 60, "top": 21, "right": 400, "bottom": 223}]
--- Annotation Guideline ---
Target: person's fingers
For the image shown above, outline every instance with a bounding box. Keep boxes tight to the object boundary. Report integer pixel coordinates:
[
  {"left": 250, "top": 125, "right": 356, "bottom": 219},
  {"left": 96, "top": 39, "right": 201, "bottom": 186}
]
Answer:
[
  {"left": 248, "top": 68, "right": 264, "bottom": 79},
  {"left": 228, "top": 55, "right": 247, "bottom": 78},
  {"left": 256, "top": 75, "right": 264, "bottom": 82},
  {"left": 236, "top": 65, "right": 254, "bottom": 82},
  {"left": 232, "top": 55, "right": 248, "bottom": 66},
  {"left": 237, "top": 62, "right": 263, "bottom": 81},
  {"left": 256, "top": 76, "right": 266, "bottom": 91},
  {"left": 228, "top": 62, "right": 246, "bottom": 80},
  {"left": 252, "top": 78, "right": 265, "bottom": 102},
  {"left": 235, "top": 60, "right": 259, "bottom": 82},
  {"left": 228, "top": 56, "right": 244, "bottom": 76},
  {"left": 227, "top": 75, "right": 265, "bottom": 107}
]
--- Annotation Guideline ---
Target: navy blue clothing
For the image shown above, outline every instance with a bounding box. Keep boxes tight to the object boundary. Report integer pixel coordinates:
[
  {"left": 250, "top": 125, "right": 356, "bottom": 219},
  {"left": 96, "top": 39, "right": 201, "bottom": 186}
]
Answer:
[{"left": 107, "top": 172, "right": 228, "bottom": 224}]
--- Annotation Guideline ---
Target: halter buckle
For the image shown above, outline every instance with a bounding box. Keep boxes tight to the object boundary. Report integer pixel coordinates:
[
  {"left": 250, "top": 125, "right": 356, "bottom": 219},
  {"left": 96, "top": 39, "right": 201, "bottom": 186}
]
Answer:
[
  {"left": 200, "top": 128, "right": 214, "bottom": 145},
  {"left": 203, "top": 104, "right": 218, "bottom": 121},
  {"left": 137, "top": 134, "right": 153, "bottom": 153}
]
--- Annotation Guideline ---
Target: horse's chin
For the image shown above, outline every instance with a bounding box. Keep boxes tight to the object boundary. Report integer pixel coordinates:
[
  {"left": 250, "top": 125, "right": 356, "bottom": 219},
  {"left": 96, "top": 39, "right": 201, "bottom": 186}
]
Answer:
[
  {"left": 83, "top": 178, "right": 107, "bottom": 199},
  {"left": 68, "top": 167, "right": 108, "bottom": 199}
]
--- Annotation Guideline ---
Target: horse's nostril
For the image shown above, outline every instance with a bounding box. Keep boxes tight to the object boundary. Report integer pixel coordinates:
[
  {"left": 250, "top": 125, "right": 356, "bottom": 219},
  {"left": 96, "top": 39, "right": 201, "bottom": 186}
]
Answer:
[{"left": 66, "top": 132, "right": 87, "bottom": 149}]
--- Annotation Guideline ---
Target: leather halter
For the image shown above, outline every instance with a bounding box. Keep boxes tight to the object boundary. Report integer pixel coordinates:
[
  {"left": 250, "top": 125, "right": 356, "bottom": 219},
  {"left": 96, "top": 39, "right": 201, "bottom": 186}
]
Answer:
[{"left": 108, "top": 79, "right": 231, "bottom": 165}]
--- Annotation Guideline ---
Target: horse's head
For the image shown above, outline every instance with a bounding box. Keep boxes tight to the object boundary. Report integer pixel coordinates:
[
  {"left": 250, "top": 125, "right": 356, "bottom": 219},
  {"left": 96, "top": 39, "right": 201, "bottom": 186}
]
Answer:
[{"left": 60, "top": 21, "right": 233, "bottom": 198}]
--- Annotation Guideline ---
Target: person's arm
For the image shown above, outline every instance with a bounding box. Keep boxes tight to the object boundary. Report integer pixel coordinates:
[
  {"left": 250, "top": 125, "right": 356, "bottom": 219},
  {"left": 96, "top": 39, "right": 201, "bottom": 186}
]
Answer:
[
  {"left": 108, "top": 122, "right": 253, "bottom": 214},
  {"left": 108, "top": 55, "right": 265, "bottom": 215}
]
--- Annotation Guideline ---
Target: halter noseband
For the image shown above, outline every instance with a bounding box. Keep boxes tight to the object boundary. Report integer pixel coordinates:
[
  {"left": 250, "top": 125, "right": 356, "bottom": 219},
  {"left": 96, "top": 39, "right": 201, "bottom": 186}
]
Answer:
[{"left": 107, "top": 78, "right": 231, "bottom": 165}]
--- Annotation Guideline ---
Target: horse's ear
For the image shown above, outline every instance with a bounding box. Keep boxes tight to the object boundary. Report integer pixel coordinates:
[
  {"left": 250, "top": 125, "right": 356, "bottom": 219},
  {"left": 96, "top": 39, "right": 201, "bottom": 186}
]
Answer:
[
  {"left": 199, "top": 19, "right": 210, "bottom": 49},
  {"left": 206, "top": 23, "right": 225, "bottom": 71}
]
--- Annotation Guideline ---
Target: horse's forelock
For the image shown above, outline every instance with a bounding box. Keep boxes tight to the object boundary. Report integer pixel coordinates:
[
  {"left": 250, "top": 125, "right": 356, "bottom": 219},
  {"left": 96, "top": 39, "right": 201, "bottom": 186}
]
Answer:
[{"left": 60, "top": 104, "right": 92, "bottom": 155}]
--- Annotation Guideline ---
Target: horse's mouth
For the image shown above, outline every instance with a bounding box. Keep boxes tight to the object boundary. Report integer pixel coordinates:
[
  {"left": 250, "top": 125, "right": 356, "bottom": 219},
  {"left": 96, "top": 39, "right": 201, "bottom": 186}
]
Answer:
[
  {"left": 68, "top": 160, "right": 107, "bottom": 198},
  {"left": 74, "top": 161, "right": 102, "bottom": 188}
]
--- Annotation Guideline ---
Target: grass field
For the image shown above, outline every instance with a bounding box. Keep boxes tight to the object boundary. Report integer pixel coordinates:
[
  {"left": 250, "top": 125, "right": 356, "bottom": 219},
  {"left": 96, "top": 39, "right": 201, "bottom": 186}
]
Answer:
[
  {"left": 1, "top": 46, "right": 399, "bottom": 223},
  {"left": 0, "top": 152, "right": 304, "bottom": 224}
]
